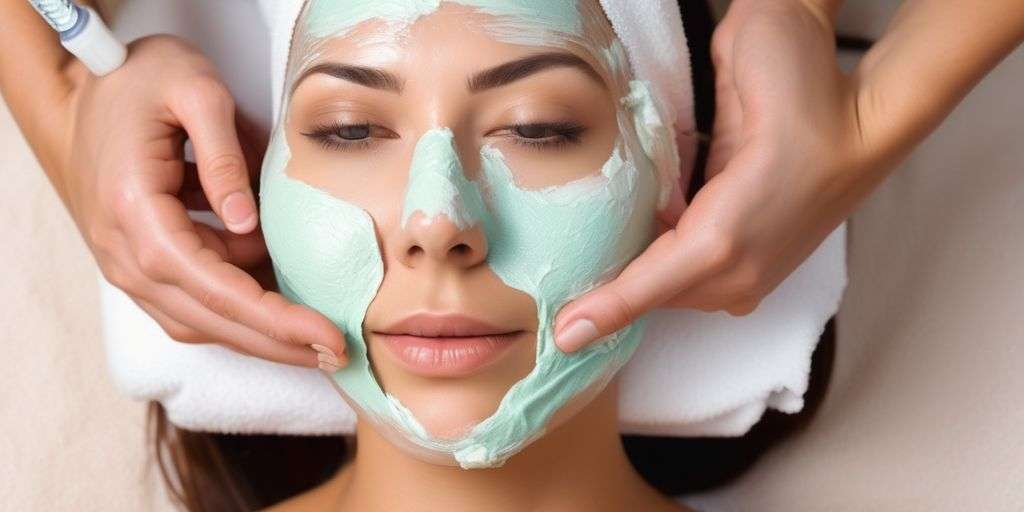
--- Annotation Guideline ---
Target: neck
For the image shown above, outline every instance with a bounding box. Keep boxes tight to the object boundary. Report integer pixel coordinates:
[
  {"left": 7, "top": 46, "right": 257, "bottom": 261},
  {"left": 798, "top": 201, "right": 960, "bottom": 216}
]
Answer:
[{"left": 319, "top": 378, "right": 681, "bottom": 512}]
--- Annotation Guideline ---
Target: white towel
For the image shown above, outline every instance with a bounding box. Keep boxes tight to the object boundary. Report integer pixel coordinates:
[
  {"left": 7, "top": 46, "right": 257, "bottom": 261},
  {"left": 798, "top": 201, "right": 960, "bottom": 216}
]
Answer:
[{"left": 100, "top": 0, "right": 847, "bottom": 438}]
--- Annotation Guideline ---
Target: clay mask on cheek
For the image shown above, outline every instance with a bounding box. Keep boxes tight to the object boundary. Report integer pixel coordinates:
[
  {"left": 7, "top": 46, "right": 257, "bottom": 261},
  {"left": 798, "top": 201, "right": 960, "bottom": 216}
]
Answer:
[{"left": 259, "top": 0, "right": 679, "bottom": 469}]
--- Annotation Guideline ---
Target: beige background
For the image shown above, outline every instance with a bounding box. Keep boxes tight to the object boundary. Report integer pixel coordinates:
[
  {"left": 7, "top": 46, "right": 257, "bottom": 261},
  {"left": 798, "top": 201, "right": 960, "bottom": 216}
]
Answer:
[
  {"left": 2, "top": 2, "right": 1022, "bottom": 511},
  {"left": 0, "top": 87, "right": 175, "bottom": 509}
]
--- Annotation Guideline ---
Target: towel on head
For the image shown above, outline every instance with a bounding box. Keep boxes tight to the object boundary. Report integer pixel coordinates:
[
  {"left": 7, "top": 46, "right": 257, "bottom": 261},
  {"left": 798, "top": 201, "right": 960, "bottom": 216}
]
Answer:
[{"left": 101, "top": 0, "right": 846, "bottom": 438}]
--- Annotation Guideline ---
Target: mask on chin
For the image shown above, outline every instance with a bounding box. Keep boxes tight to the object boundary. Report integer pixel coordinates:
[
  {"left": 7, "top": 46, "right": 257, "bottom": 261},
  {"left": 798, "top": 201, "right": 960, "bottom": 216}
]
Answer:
[{"left": 259, "top": 0, "right": 679, "bottom": 469}]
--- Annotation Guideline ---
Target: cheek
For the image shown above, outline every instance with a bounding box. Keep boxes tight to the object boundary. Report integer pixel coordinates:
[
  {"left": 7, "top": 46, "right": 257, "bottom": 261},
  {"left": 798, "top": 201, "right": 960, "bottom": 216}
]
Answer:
[
  {"left": 478, "top": 143, "right": 659, "bottom": 306},
  {"left": 283, "top": 130, "right": 413, "bottom": 231},
  {"left": 259, "top": 133, "right": 385, "bottom": 334},
  {"left": 486, "top": 90, "right": 621, "bottom": 190},
  {"left": 494, "top": 122, "right": 619, "bottom": 189}
]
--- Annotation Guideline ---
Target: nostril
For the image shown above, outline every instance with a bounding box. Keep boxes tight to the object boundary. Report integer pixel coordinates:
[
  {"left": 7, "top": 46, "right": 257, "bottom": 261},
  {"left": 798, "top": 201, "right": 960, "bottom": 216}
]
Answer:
[
  {"left": 407, "top": 246, "right": 424, "bottom": 259},
  {"left": 451, "top": 243, "right": 471, "bottom": 256}
]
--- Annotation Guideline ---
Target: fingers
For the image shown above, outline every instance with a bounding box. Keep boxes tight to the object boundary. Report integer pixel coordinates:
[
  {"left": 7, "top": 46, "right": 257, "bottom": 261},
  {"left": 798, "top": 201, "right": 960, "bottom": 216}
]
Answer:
[
  {"left": 167, "top": 76, "right": 259, "bottom": 234},
  {"left": 192, "top": 221, "right": 268, "bottom": 269},
  {"left": 177, "top": 162, "right": 214, "bottom": 211},
  {"left": 132, "top": 297, "right": 209, "bottom": 344},
  {"left": 119, "top": 255, "right": 325, "bottom": 368},
  {"left": 134, "top": 283, "right": 325, "bottom": 368},
  {"left": 104, "top": 226, "right": 336, "bottom": 368},
  {"left": 115, "top": 182, "right": 349, "bottom": 363},
  {"left": 553, "top": 228, "right": 728, "bottom": 352}
]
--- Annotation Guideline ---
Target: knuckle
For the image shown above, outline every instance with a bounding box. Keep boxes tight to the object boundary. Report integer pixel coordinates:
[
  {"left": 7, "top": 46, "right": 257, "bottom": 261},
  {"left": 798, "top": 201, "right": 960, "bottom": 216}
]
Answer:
[
  {"left": 265, "top": 326, "right": 282, "bottom": 343},
  {"left": 110, "top": 186, "right": 140, "bottom": 226},
  {"left": 184, "top": 75, "right": 234, "bottom": 112},
  {"left": 139, "top": 34, "right": 192, "bottom": 54},
  {"left": 99, "top": 263, "right": 131, "bottom": 290},
  {"left": 702, "top": 231, "right": 741, "bottom": 272},
  {"left": 258, "top": 292, "right": 287, "bottom": 342},
  {"left": 198, "top": 289, "right": 235, "bottom": 322},
  {"left": 135, "top": 243, "right": 170, "bottom": 280},
  {"left": 156, "top": 320, "right": 199, "bottom": 343},
  {"left": 601, "top": 288, "right": 636, "bottom": 333},
  {"left": 732, "top": 260, "right": 766, "bottom": 296},
  {"left": 201, "top": 152, "right": 247, "bottom": 185},
  {"left": 85, "top": 223, "right": 105, "bottom": 249},
  {"left": 726, "top": 297, "right": 761, "bottom": 317},
  {"left": 86, "top": 223, "right": 116, "bottom": 257}
]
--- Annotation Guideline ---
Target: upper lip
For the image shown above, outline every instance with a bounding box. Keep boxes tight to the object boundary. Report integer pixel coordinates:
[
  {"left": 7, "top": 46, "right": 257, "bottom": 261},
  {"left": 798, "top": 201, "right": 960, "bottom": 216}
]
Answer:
[{"left": 375, "top": 312, "right": 517, "bottom": 337}]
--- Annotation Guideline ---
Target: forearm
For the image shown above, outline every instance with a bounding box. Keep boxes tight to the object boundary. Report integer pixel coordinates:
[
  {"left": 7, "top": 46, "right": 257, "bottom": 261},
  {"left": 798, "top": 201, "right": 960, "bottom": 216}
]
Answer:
[
  {"left": 853, "top": 0, "right": 1024, "bottom": 168},
  {"left": 0, "top": 0, "right": 99, "bottom": 196}
]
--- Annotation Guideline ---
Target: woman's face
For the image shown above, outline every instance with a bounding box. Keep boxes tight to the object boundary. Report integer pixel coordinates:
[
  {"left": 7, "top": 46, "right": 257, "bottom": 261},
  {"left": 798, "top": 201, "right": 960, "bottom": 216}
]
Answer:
[{"left": 261, "top": 0, "right": 675, "bottom": 467}]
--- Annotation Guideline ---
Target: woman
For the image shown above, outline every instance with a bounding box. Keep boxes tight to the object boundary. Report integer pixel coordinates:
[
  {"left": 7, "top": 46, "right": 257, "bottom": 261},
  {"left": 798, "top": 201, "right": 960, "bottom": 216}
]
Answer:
[
  {"left": 158, "top": 0, "right": 695, "bottom": 510},
  {"left": 268, "top": 0, "right": 684, "bottom": 509}
]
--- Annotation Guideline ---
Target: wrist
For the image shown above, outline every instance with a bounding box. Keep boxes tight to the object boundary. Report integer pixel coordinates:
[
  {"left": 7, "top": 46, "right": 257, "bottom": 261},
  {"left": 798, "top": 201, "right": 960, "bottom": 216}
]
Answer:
[{"left": 26, "top": 60, "right": 89, "bottom": 203}]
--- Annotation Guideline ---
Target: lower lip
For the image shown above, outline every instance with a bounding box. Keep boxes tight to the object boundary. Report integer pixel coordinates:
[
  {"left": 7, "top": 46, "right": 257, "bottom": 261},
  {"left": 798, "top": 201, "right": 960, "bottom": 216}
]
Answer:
[{"left": 375, "top": 332, "right": 523, "bottom": 378}]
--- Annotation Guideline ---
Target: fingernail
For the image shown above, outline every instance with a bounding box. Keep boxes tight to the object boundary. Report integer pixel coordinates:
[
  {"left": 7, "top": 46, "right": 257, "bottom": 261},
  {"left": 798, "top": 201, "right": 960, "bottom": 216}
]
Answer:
[
  {"left": 222, "top": 192, "right": 257, "bottom": 231},
  {"left": 555, "top": 319, "right": 600, "bottom": 353},
  {"left": 311, "top": 343, "right": 339, "bottom": 362},
  {"left": 313, "top": 344, "right": 342, "bottom": 373},
  {"left": 318, "top": 360, "right": 341, "bottom": 373}
]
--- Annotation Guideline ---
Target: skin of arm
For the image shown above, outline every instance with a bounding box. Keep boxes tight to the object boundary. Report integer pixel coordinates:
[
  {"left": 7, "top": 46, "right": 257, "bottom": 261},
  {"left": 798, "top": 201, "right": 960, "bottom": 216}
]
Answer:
[
  {"left": 0, "top": 0, "right": 97, "bottom": 198},
  {"left": 553, "top": 0, "right": 1024, "bottom": 352},
  {"left": 0, "top": 0, "right": 348, "bottom": 368}
]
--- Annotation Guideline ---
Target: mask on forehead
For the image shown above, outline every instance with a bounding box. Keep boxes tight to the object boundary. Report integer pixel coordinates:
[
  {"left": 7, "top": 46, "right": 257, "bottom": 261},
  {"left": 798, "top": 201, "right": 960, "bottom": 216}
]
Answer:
[{"left": 259, "top": 0, "right": 680, "bottom": 469}]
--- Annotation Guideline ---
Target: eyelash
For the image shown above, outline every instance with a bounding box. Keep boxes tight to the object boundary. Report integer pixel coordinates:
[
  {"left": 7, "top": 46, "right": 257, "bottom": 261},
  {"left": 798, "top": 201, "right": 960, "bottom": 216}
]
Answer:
[
  {"left": 300, "top": 121, "right": 586, "bottom": 152},
  {"left": 300, "top": 122, "right": 380, "bottom": 152},
  {"left": 507, "top": 121, "right": 586, "bottom": 150}
]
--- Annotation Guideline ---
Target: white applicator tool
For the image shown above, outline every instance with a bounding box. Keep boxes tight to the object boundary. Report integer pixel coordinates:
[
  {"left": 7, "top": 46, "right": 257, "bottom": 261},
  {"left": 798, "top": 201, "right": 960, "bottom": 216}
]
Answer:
[{"left": 27, "top": 0, "right": 126, "bottom": 76}]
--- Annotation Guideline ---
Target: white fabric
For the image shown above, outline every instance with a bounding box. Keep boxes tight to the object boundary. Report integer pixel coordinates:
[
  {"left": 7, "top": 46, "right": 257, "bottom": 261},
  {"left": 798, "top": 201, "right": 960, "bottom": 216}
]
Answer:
[{"left": 100, "top": 0, "right": 847, "bottom": 437}]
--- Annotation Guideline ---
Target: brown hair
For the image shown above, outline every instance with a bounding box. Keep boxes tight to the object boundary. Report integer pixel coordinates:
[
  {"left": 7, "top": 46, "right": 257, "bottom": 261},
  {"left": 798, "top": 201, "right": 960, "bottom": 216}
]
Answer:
[{"left": 147, "top": 402, "right": 354, "bottom": 511}]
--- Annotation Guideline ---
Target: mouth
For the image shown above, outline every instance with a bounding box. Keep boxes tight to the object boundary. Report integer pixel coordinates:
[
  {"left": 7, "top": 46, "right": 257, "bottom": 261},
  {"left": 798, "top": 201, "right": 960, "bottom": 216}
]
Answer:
[{"left": 373, "top": 312, "right": 526, "bottom": 378}]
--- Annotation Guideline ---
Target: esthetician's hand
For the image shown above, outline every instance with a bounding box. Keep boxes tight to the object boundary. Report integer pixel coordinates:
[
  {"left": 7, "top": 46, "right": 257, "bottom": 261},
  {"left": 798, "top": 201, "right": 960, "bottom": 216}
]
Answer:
[
  {"left": 36, "top": 35, "right": 348, "bottom": 369},
  {"left": 554, "top": 0, "right": 1024, "bottom": 352}
]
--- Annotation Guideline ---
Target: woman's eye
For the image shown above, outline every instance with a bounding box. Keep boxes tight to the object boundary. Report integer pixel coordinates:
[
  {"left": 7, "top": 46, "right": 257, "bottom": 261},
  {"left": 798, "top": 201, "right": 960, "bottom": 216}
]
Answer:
[
  {"left": 514, "top": 124, "right": 556, "bottom": 139},
  {"left": 301, "top": 122, "right": 394, "bottom": 151},
  {"left": 506, "top": 122, "right": 586, "bottom": 150},
  {"left": 337, "top": 124, "right": 371, "bottom": 140}
]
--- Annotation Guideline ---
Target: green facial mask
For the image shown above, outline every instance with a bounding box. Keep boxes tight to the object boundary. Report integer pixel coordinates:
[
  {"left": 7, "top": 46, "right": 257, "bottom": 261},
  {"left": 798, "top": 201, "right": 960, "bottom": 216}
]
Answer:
[{"left": 259, "top": 0, "right": 676, "bottom": 469}]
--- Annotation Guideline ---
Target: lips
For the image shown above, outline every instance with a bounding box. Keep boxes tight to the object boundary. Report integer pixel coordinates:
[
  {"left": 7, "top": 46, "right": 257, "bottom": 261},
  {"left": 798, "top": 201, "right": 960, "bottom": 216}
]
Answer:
[{"left": 373, "top": 313, "right": 525, "bottom": 377}]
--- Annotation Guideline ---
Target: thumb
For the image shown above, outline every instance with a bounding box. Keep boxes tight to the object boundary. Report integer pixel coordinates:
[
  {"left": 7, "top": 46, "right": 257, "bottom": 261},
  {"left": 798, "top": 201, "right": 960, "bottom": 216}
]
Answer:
[
  {"left": 169, "top": 77, "right": 259, "bottom": 234},
  {"left": 553, "top": 227, "right": 721, "bottom": 353}
]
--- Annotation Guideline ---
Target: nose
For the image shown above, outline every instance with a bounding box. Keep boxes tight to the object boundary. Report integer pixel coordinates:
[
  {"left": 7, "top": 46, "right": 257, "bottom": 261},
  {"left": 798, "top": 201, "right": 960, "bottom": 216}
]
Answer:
[
  {"left": 396, "top": 128, "right": 488, "bottom": 270},
  {"left": 398, "top": 212, "right": 488, "bottom": 269}
]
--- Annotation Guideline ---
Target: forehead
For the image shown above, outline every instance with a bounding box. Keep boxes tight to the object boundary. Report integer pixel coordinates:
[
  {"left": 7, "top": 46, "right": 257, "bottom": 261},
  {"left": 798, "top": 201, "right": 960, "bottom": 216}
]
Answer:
[
  {"left": 290, "top": 0, "right": 622, "bottom": 87},
  {"left": 301, "top": 0, "right": 586, "bottom": 43}
]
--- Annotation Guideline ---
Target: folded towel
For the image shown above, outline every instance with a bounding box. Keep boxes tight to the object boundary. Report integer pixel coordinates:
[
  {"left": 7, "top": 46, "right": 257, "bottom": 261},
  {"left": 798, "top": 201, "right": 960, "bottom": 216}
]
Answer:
[{"left": 100, "top": 0, "right": 847, "bottom": 438}]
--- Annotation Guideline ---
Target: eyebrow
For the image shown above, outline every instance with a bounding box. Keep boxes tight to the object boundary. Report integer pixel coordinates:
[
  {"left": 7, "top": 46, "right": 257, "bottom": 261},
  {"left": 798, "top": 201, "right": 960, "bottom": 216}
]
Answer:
[
  {"left": 291, "top": 63, "right": 404, "bottom": 95},
  {"left": 467, "top": 52, "right": 606, "bottom": 92},
  {"left": 290, "top": 51, "right": 605, "bottom": 96}
]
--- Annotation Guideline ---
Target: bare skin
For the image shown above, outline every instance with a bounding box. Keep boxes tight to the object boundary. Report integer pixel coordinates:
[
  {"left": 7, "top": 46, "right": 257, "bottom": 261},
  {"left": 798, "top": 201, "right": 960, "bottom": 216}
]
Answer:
[{"left": 266, "top": 377, "right": 691, "bottom": 512}]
